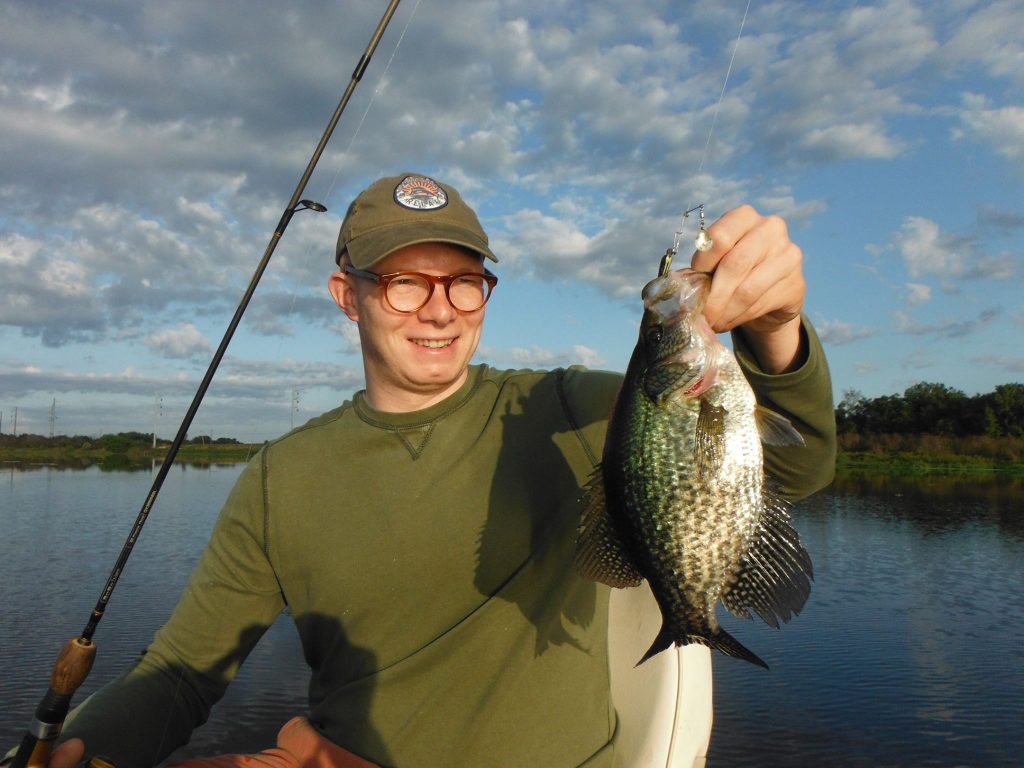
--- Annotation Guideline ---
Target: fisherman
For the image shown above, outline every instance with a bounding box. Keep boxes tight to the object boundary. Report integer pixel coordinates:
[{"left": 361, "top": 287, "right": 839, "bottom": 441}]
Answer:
[{"left": 40, "top": 173, "right": 836, "bottom": 768}]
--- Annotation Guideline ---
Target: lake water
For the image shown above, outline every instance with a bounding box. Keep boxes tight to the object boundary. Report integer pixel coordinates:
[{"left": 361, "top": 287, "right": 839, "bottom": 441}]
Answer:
[{"left": 2, "top": 463, "right": 1023, "bottom": 766}]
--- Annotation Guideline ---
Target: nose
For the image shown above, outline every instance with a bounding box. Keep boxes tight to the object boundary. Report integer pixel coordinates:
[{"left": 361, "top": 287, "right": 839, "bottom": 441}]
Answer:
[{"left": 416, "top": 282, "right": 457, "bottom": 324}]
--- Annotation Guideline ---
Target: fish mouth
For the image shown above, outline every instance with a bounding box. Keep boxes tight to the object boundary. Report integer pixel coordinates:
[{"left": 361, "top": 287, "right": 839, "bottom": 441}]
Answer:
[
  {"left": 411, "top": 337, "right": 456, "bottom": 349},
  {"left": 642, "top": 268, "right": 711, "bottom": 322}
]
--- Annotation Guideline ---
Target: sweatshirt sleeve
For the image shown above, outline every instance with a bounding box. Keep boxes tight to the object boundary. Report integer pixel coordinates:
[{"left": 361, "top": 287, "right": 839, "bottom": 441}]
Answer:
[
  {"left": 731, "top": 315, "right": 837, "bottom": 501},
  {"left": 59, "top": 451, "right": 287, "bottom": 767}
]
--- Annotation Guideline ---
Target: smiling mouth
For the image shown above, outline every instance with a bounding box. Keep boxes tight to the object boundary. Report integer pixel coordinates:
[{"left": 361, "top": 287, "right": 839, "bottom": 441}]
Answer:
[{"left": 412, "top": 338, "right": 455, "bottom": 349}]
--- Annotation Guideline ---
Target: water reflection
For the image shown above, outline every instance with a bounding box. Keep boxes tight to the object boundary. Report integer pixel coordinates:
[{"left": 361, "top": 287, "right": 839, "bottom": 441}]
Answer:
[
  {"left": 709, "top": 483, "right": 1024, "bottom": 768},
  {"left": 829, "top": 474, "right": 1024, "bottom": 540},
  {"left": 1, "top": 457, "right": 250, "bottom": 473}
]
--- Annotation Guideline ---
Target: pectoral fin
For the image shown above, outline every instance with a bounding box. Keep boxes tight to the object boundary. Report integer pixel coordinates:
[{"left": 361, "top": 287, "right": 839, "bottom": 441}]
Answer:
[
  {"left": 696, "top": 399, "right": 727, "bottom": 477},
  {"left": 755, "top": 405, "right": 805, "bottom": 447}
]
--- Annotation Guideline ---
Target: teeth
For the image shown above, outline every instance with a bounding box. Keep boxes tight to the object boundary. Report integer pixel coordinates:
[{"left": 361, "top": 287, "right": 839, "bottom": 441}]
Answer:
[{"left": 414, "top": 338, "right": 454, "bottom": 349}]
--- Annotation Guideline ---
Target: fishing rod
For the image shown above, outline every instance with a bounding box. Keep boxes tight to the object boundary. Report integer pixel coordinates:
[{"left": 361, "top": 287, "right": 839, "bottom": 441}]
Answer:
[{"left": 10, "top": 2, "right": 402, "bottom": 765}]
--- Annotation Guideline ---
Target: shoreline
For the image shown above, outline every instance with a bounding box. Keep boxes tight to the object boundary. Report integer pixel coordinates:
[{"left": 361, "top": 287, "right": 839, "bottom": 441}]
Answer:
[
  {"left": 0, "top": 443, "right": 264, "bottom": 467},
  {"left": 2, "top": 445, "right": 1023, "bottom": 478}
]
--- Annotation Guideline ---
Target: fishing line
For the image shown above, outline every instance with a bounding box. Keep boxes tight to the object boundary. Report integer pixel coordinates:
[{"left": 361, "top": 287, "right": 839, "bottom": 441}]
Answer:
[
  {"left": 319, "top": 0, "right": 424, "bottom": 210},
  {"left": 695, "top": 0, "right": 752, "bottom": 177},
  {"left": 271, "top": 0, "right": 423, "bottom": 397},
  {"left": 664, "top": 0, "right": 752, "bottom": 276}
]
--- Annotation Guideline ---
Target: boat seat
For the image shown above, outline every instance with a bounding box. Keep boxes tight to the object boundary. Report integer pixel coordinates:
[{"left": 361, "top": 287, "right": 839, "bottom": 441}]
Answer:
[{"left": 607, "top": 583, "right": 713, "bottom": 768}]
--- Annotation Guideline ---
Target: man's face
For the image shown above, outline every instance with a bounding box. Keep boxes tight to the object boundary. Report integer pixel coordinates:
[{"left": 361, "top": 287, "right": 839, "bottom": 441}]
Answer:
[{"left": 329, "top": 242, "right": 489, "bottom": 412}]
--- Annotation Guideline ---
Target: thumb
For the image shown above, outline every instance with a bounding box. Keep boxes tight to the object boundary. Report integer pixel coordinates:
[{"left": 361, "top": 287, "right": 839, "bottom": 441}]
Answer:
[{"left": 50, "top": 739, "right": 85, "bottom": 768}]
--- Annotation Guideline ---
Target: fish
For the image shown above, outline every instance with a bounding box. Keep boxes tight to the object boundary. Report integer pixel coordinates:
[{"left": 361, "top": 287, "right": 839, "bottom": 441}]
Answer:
[{"left": 576, "top": 267, "right": 812, "bottom": 668}]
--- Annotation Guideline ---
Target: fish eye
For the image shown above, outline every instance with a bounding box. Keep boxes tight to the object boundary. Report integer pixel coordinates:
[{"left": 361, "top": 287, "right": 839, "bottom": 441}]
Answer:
[{"left": 646, "top": 326, "right": 663, "bottom": 345}]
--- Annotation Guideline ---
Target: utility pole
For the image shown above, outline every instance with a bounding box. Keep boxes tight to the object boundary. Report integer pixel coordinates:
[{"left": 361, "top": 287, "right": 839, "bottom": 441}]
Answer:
[
  {"left": 152, "top": 394, "right": 163, "bottom": 449},
  {"left": 12, "top": 407, "right": 17, "bottom": 437},
  {"left": 49, "top": 398, "right": 57, "bottom": 438},
  {"left": 291, "top": 388, "right": 300, "bottom": 430}
]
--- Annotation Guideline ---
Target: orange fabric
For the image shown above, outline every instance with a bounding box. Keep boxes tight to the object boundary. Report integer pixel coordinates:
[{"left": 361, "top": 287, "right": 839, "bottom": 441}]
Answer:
[{"left": 169, "top": 717, "right": 379, "bottom": 768}]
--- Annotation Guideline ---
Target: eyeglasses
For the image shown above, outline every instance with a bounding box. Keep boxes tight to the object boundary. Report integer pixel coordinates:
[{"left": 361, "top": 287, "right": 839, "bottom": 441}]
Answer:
[{"left": 342, "top": 265, "right": 498, "bottom": 313}]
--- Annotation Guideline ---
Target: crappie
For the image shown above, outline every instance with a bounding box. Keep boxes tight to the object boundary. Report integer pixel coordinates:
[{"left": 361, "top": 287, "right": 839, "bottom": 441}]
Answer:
[{"left": 576, "top": 268, "right": 812, "bottom": 668}]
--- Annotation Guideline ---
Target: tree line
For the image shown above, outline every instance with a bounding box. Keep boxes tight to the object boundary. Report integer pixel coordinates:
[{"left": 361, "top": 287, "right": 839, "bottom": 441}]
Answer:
[
  {"left": 4, "top": 383, "right": 1023, "bottom": 450},
  {"left": 837, "top": 382, "right": 1024, "bottom": 438},
  {"left": 0, "top": 432, "right": 243, "bottom": 451}
]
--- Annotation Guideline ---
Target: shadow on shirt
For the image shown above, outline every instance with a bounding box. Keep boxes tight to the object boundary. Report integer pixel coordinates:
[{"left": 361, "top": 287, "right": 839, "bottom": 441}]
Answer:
[
  {"left": 62, "top": 617, "right": 391, "bottom": 768},
  {"left": 475, "top": 368, "right": 617, "bottom": 656}
]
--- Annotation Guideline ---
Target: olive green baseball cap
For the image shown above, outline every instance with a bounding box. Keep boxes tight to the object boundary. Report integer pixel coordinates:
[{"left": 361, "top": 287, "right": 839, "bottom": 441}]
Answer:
[{"left": 335, "top": 173, "right": 498, "bottom": 268}]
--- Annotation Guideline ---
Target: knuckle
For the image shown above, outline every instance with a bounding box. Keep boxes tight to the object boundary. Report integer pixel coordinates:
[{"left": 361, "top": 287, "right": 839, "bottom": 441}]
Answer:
[
  {"left": 733, "top": 281, "right": 761, "bottom": 307},
  {"left": 763, "top": 214, "right": 789, "bottom": 238}
]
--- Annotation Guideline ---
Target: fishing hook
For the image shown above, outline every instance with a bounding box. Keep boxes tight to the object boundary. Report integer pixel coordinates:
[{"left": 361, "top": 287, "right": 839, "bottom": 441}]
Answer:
[{"left": 659, "top": 205, "right": 711, "bottom": 277}]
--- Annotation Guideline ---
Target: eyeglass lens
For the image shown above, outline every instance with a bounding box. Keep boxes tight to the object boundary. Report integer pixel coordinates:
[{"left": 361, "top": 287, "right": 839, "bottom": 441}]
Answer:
[{"left": 387, "top": 273, "right": 491, "bottom": 312}]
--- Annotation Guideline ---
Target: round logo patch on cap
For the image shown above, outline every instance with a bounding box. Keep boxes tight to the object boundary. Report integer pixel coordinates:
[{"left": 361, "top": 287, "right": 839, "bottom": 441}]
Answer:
[{"left": 393, "top": 175, "right": 448, "bottom": 211}]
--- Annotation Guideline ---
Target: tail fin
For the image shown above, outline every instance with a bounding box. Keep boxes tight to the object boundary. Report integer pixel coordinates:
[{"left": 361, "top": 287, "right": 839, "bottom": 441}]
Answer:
[
  {"left": 637, "top": 619, "right": 676, "bottom": 666},
  {"left": 703, "top": 627, "right": 769, "bottom": 669},
  {"left": 637, "top": 618, "right": 768, "bottom": 669}
]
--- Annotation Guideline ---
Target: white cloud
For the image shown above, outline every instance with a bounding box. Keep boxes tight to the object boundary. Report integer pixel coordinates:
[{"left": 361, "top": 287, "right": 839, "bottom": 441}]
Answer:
[
  {"left": 956, "top": 93, "right": 1024, "bottom": 165},
  {"left": 495, "top": 209, "right": 593, "bottom": 272},
  {"left": 146, "top": 323, "right": 212, "bottom": 360},
  {"left": 893, "top": 217, "right": 967, "bottom": 278},
  {"left": 942, "top": 0, "right": 1024, "bottom": 83},
  {"left": 756, "top": 188, "right": 827, "bottom": 225},
  {"left": 479, "top": 342, "right": 605, "bottom": 370},
  {"left": 572, "top": 345, "right": 606, "bottom": 368},
  {"left": 894, "top": 307, "right": 1001, "bottom": 338},
  {"left": 0, "top": 233, "right": 42, "bottom": 267},
  {"left": 906, "top": 283, "right": 931, "bottom": 307},
  {"left": 839, "top": 0, "right": 939, "bottom": 78},
  {"left": 338, "top": 321, "right": 361, "bottom": 355},
  {"left": 802, "top": 123, "right": 902, "bottom": 160},
  {"left": 816, "top": 320, "right": 878, "bottom": 346}
]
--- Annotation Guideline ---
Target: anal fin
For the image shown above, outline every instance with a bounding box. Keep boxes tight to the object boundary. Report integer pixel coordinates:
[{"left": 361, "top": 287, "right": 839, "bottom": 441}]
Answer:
[{"left": 574, "top": 468, "right": 644, "bottom": 589}]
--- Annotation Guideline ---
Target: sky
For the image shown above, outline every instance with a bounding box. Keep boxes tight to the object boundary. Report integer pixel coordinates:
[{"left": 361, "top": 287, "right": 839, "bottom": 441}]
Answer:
[{"left": 1, "top": 0, "right": 1022, "bottom": 442}]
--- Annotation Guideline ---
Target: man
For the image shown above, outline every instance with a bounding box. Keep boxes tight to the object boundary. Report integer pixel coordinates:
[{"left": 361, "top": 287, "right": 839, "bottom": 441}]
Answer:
[{"left": 47, "top": 173, "right": 835, "bottom": 767}]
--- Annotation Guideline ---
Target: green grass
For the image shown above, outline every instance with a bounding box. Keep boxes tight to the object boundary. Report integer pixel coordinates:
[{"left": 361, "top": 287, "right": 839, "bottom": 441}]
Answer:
[
  {"left": 836, "top": 433, "right": 1024, "bottom": 478},
  {"left": 835, "top": 451, "right": 1024, "bottom": 478}
]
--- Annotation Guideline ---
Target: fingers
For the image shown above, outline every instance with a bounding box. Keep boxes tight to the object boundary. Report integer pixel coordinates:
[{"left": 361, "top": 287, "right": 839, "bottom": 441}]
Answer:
[
  {"left": 689, "top": 205, "right": 805, "bottom": 334},
  {"left": 50, "top": 739, "right": 85, "bottom": 768}
]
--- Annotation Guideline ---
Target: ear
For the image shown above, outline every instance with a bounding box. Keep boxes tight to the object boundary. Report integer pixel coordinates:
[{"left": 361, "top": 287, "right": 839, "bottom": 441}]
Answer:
[{"left": 328, "top": 270, "right": 360, "bottom": 322}]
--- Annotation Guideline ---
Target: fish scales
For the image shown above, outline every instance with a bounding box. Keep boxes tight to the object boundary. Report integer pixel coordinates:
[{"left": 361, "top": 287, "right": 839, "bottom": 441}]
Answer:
[{"left": 576, "top": 267, "right": 812, "bottom": 669}]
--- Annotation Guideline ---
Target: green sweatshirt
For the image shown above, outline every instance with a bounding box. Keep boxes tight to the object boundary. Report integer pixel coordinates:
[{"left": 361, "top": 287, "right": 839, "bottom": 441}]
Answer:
[{"left": 61, "top": 321, "right": 835, "bottom": 767}]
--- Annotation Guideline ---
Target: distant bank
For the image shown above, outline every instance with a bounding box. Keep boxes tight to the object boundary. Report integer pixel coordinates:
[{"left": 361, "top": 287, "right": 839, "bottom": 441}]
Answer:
[
  {"left": 2, "top": 432, "right": 1023, "bottom": 477},
  {"left": 0, "top": 442, "right": 263, "bottom": 467},
  {"left": 0, "top": 432, "right": 262, "bottom": 467}
]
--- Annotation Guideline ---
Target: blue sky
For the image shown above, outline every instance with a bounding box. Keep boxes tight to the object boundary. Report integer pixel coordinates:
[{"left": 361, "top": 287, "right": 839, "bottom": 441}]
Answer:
[{"left": 1, "top": 0, "right": 1022, "bottom": 442}]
